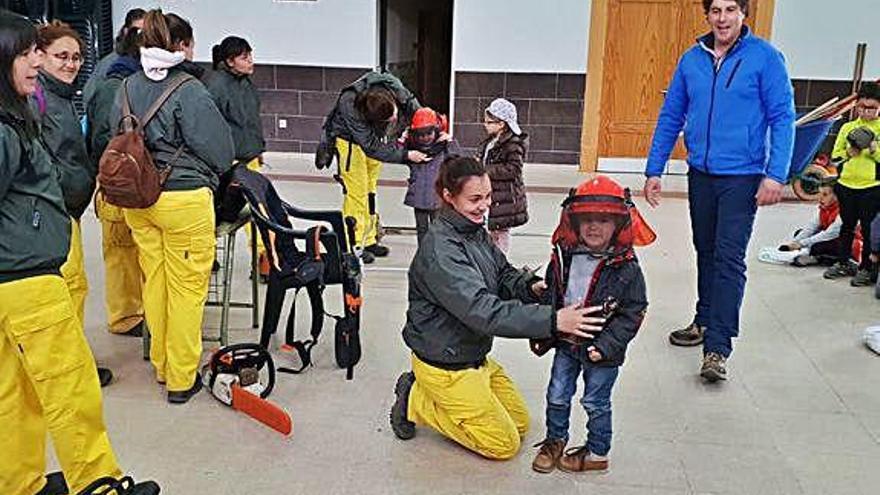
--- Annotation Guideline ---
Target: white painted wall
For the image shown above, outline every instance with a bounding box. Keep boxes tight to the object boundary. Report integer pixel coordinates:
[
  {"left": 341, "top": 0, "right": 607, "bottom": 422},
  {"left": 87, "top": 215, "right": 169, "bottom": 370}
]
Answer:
[
  {"left": 111, "top": 0, "right": 377, "bottom": 67},
  {"left": 771, "top": 0, "right": 880, "bottom": 80},
  {"left": 452, "top": 0, "right": 590, "bottom": 73}
]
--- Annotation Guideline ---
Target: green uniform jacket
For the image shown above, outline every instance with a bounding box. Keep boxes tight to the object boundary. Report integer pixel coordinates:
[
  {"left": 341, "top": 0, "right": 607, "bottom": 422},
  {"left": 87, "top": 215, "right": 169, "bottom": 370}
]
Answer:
[
  {"left": 82, "top": 51, "right": 118, "bottom": 107},
  {"left": 327, "top": 71, "right": 420, "bottom": 164},
  {"left": 205, "top": 66, "right": 265, "bottom": 163},
  {"left": 86, "top": 74, "right": 123, "bottom": 167},
  {"left": 402, "top": 207, "right": 555, "bottom": 366},
  {"left": 34, "top": 72, "right": 95, "bottom": 220},
  {"left": 109, "top": 67, "right": 234, "bottom": 192},
  {"left": 0, "top": 108, "right": 71, "bottom": 283}
]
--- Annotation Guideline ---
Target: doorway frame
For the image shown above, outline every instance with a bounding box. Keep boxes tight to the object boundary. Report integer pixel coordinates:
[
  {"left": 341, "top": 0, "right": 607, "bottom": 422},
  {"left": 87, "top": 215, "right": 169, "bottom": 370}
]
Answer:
[
  {"left": 578, "top": 0, "right": 776, "bottom": 171},
  {"left": 376, "top": 0, "right": 456, "bottom": 119}
]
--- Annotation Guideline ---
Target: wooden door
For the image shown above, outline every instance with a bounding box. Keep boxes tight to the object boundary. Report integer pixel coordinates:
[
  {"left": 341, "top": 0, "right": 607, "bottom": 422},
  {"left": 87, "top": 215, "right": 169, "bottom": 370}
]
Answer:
[{"left": 597, "top": 0, "right": 762, "bottom": 159}]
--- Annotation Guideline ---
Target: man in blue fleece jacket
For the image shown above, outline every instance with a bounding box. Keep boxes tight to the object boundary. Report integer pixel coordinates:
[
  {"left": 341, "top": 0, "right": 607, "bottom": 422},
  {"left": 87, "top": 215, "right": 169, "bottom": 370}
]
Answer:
[{"left": 642, "top": 0, "right": 795, "bottom": 382}]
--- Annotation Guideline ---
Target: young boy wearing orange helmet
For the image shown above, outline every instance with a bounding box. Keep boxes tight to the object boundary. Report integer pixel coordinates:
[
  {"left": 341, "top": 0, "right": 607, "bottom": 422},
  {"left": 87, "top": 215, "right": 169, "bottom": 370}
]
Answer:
[
  {"left": 530, "top": 175, "right": 655, "bottom": 474},
  {"left": 402, "top": 107, "right": 460, "bottom": 244}
]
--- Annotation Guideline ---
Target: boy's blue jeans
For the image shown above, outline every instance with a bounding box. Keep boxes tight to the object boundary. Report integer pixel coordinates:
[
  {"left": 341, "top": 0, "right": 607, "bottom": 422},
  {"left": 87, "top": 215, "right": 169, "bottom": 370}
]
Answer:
[{"left": 544, "top": 346, "right": 619, "bottom": 456}]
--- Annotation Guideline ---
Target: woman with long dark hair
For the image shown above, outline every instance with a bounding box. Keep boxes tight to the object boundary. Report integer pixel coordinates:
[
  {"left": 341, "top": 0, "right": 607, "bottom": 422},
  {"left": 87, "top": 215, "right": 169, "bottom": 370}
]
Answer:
[{"left": 0, "top": 11, "right": 158, "bottom": 495}]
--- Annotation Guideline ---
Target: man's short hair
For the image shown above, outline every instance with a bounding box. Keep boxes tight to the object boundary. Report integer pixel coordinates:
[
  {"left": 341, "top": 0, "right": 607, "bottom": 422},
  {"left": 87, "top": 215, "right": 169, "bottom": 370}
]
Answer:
[{"left": 702, "top": 0, "right": 749, "bottom": 17}]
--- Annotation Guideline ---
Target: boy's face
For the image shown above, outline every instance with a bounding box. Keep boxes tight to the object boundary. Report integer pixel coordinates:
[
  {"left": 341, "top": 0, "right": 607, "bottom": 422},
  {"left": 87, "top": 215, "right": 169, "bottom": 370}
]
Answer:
[
  {"left": 577, "top": 213, "right": 618, "bottom": 252},
  {"left": 818, "top": 186, "right": 837, "bottom": 207},
  {"left": 856, "top": 97, "right": 880, "bottom": 121},
  {"left": 413, "top": 128, "right": 436, "bottom": 146}
]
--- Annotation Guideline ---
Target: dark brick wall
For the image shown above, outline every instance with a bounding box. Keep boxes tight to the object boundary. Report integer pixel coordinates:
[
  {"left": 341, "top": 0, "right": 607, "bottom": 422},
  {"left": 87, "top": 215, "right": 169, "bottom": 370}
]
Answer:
[
  {"left": 253, "top": 64, "right": 371, "bottom": 153},
  {"left": 453, "top": 71, "right": 585, "bottom": 165},
  {"left": 252, "top": 64, "right": 851, "bottom": 160}
]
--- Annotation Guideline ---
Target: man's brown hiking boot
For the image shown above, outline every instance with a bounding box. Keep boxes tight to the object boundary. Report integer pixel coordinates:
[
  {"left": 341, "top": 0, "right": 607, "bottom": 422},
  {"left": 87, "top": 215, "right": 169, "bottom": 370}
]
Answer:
[
  {"left": 531, "top": 439, "right": 566, "bottom": 473},
  {"left": 558, "top": 445, "right": 609, "bottom": 472},
  {"left": 700, "top": 352, "right": 728, "bottom": 382},
  {"left": 669, "top": 321, "right": 705, "bottom": 347}
]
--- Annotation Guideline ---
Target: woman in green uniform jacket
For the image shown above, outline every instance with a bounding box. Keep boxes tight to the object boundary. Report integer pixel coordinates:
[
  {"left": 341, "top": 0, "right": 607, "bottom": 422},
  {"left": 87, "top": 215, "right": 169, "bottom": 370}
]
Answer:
[
  {"left": 110, "top": 10, "right": 234, "bottom": 404},
  {"left": 0, "top": 13, "right": 122, "bottom": 495},
  {"left": 34, "top": 20, "right": 114, "bottom": 387}
]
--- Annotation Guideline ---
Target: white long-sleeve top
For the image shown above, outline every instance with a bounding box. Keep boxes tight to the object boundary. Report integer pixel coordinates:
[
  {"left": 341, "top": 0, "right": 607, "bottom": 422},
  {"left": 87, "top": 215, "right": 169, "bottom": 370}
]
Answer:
[{"left": 792, "top": 211, "right": 841, "bottom": 247}]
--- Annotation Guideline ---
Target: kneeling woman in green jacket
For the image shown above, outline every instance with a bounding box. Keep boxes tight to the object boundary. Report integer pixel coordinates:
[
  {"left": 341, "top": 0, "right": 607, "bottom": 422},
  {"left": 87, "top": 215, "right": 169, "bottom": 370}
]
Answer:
[
  {"left": 0, "top": 13, "right": 156, "bottom": 494},
  {"left": 390, "top": 156, "right": 603, "bottom": 460}
]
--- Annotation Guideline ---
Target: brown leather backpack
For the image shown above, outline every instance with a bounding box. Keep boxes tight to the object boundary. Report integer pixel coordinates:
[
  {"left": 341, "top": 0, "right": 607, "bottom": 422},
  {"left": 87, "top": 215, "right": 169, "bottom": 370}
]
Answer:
[{"left": 98, "top": 73, "right": 193, "bottom": 209}]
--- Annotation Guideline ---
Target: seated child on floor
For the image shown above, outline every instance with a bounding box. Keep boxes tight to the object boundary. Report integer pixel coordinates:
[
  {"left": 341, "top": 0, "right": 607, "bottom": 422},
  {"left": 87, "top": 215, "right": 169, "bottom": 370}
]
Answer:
[
  {"left": 529, "top": 175, "right": 655, "bottom": 475},
  {"left": 758, "top": 181, "right": 862, "bottom": 267}
]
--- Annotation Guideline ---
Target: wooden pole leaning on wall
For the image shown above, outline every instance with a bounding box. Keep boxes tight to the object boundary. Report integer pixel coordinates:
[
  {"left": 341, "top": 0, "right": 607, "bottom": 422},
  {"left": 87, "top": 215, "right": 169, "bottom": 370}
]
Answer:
[
  {"left": 579, "top": 0, "right": 609, "bottom": 173},
  {"left": 849, "top": 43, "right": 868, "bottom": 120}
]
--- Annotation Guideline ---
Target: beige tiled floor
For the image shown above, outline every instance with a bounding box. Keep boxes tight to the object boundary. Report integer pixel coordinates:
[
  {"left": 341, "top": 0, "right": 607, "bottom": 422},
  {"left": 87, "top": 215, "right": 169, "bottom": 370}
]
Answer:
[{"left": 67, "top": 154, "right": 879, "bottom": 494}]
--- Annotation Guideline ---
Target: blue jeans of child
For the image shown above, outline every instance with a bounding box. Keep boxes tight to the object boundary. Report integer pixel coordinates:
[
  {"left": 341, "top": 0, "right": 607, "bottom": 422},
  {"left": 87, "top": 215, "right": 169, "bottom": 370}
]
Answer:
[{"left": 544, "top": 346, "right": 619, "bottom": 456}]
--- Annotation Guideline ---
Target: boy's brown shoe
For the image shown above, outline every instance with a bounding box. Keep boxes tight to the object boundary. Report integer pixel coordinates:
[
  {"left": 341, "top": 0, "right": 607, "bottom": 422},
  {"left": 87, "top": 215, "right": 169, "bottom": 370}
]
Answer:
[
  {"left": 669, "top": 321, "right": 705, "bottom": 346},
  {"left": 531, "top": 439, "right": 566, "bottom": 473},
  {"left": 558, "top": 445, "right": 609, "bottom": 473}
]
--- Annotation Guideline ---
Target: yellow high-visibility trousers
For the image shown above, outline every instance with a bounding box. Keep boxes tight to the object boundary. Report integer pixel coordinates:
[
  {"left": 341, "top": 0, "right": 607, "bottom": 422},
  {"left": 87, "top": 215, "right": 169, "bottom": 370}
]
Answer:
[
  {"left": 241, "top": 157, "right": 265, "bottom": 257},
  {"left": 407, "top": 354, "right": 530, "bottom": 460},
  {"left": 124, "top": 188, "right": 215, "bottom": 391},
  {"left": 96, "top": 194, "right": 144, "bottom": 334},
  {"left": 60, "top": 219, "right": 88, "bottom": 327},
  {"left": 336, "top": 138, "right": 382, "bottom": 247},
  {"left": 0, "top": 275, "right": 121, "bottom": 495}
]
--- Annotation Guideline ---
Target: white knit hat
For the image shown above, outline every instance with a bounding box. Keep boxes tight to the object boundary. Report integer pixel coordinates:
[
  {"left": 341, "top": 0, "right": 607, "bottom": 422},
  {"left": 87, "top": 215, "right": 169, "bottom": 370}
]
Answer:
[{"left": 485, "top": 98, "right": 522, "bottom": 136}]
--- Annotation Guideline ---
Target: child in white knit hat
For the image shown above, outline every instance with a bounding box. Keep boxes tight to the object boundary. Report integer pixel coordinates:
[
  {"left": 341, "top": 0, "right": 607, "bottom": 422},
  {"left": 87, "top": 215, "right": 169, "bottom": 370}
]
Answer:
[{"left": 476, "top": 98, "right": 529, "bottom": 254}]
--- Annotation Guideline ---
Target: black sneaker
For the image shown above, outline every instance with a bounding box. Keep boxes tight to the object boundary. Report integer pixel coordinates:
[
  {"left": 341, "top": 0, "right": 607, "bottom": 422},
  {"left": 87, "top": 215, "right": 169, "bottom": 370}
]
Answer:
[
  {"left": 364, "top": 243, "right": 390, "bottom": 257},
  {"left": 700, "top": 352, "right": 727, "bottom": 382},
  {"left": 851, "top": 268, "right": 878, "bottom": 287},
  {"left": 98, "top": 367, "right": 113, "bottom": 388},
  {"left": 390, "top": 371, "right": 416, "bottom": 440},
  {"left": 824, "top": 260, "right": 857, "bottom": 279},
  {"left": 360, "top": 250, "right": 375, "bottom": 265},
  {"left": 167, "top": 373, "right": 202, "bottom": 404},
  {"left": 118, "top": 321, "right": 144, "bottom": 338},
  {"left": 35, "top": 471, "right": 67, "bottom": 495},
  {"left": 669, "top": 321, "right": 705, "bottom": 347},
  {"left": 76, "top": 476, "right": 160, "bottom": 495}
]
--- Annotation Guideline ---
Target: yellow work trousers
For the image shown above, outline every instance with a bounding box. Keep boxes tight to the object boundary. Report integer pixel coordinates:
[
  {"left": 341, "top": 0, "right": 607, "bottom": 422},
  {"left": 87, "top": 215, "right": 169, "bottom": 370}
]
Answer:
[
  {"left": 407, "top": 354, "right": 530, "bottom": 460},
  {"left": 60, "top": 219, "right": 88, "bottom": 327},
  {"left": 97, "top": 194, "right": 145, "bottom": 334},
  {"left": 241, "top": 157, "right": 265, "bottom": 256},
  {"left": 336, "top": 138, "right": 382, "bottom": 247},
  {"left": 124, "top": 188, "right": 215, "bottom": 391},
  {"left": 0, "top": 275, "right": 121, "bottom": 495}
]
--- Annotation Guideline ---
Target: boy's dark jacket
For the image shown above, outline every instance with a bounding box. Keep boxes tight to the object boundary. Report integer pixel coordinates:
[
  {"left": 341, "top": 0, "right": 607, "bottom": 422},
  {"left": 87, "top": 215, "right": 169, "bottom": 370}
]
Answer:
[{"left": 533, "top": 245, "right": 647, "bottom": 367}]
